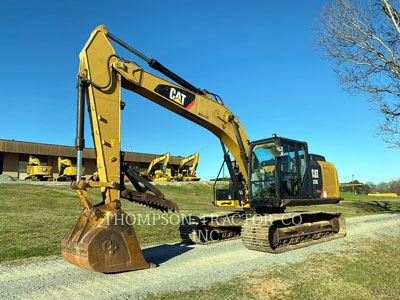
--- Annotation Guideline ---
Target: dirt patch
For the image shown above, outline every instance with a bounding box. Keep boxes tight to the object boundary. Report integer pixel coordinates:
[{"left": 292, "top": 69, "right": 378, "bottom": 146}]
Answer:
[{"left": 248, "top": 278, "right": 291, "bottom": 299}]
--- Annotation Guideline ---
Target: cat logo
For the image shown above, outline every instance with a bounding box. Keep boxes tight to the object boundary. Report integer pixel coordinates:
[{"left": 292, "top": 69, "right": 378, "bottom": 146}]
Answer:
[
  {"left": 154, "top": 84, "right": 196, "bottom": 109},
  {"left": 169, "top": 87, "right": 186, "bottom": 105}
]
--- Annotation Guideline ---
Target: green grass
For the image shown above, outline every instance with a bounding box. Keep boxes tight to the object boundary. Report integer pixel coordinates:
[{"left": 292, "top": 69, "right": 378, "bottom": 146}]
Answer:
[
  {"left": 287, "top": 192, "right": 400, "bottom": 217},
  {"left": 0, "top": 183, "right": 399, "bottom": 262},
  {"left": 0, "top": 182, "right": 233, "bottom": 262},
  {"left": 146, "top": 237, "right": 400, "bottom": 300}
]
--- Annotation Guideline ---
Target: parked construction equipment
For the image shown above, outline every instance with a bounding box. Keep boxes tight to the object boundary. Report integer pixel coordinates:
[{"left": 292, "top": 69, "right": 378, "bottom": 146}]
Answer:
[
  {"left": 368, "top": 193, "right": 398, "bottom": 197},
  {"left": 88, "top": 170, "right": 99, "bottom": 182},
  {"left": 56, "top": 157, "right": 85, "bottom": 181},
  {"left": 339, "top": 183, "right": 363, "bottom": 188},
  {"left": 140, "top": 152, "right": 174, "bottom": 182},
  {"left": 25, "top": 155, "right": 52, "bottom": 181},
  {"left": 62, "top": 25, "right": 346, "bottom": 273},
  {"left": 175, "top": 152, "right": 200, "bottom": 181}
]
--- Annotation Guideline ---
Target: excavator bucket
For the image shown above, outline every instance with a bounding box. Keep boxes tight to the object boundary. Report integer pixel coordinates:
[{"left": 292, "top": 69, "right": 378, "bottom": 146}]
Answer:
[{"left": 61, "top": 201, "right": 154, "bottom": 273}]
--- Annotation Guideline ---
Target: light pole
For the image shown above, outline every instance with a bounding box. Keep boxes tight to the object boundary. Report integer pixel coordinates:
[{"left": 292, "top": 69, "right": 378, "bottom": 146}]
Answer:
[{"left": 352, "top": 174, "right": 355, "bottom": 194}]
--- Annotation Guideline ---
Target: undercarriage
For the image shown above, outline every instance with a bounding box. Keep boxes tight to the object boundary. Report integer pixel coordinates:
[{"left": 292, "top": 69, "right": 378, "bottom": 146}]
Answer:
[{"left": 180, "top": 211, "right": 346, "bottom": 252}]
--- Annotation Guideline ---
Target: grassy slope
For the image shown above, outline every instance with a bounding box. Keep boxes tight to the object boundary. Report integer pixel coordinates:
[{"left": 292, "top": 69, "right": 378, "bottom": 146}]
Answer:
[
  {"left": 0, "top": 182, "right": 233, "bottom": 262},
  {"left": 0, "top": 183, "right": 399, "bottom": 262},
  {"left": 287, "top": 192, "right": 400, "bottom": 217},
  {"left": 146, "top": 237, "right": 400, "bottom": 300}
]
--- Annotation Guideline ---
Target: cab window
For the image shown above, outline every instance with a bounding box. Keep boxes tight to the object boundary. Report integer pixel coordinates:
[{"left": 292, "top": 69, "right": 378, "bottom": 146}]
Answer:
[{"left": 250, "top": 143, "right": 276, "bottom": 199}]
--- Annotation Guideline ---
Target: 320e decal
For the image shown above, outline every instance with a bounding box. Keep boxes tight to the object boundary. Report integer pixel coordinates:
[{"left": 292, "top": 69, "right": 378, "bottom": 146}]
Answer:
[{"left": 154, "top": 85, "right": 196, "bottom": 109}]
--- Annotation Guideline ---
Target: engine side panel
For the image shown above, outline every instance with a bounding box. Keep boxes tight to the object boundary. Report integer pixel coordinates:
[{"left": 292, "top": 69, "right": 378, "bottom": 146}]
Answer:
[{"left": 318, "top": 161, "right": 340, "bottom": 198}]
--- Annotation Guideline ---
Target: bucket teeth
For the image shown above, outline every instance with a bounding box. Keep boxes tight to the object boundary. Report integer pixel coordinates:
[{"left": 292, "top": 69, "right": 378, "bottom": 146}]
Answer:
[{"left": 120, "top": 189, "right": 179, "bottom": 213}]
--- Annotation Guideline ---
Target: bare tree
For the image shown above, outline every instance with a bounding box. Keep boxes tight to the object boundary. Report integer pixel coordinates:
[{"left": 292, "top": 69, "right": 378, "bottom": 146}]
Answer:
[{"left": 316, "top": 0, "right": 400, "bottom": 147}]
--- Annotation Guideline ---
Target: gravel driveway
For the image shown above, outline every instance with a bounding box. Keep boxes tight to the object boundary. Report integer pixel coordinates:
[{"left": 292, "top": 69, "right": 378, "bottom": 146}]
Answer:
[{"left": 1, "top": 213, "right": 399, "bottom": 299}]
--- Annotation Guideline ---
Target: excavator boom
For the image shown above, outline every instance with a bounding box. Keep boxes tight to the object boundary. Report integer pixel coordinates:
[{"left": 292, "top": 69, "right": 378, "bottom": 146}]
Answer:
[
  {"left": 190, "top": 152, "right": 199, "bottom": 177},
  {"left": 77, "top": 26, "right": 250, "bottom": 185}
]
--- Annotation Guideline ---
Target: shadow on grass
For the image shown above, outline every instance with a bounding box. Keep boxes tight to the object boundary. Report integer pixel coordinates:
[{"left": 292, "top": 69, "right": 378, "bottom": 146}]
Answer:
[
  {"left": 143, "top": 242, "right": 193, "bottom": 265},
  {"left": 349, "top": 200, "right": 400, "bottom": 213}
]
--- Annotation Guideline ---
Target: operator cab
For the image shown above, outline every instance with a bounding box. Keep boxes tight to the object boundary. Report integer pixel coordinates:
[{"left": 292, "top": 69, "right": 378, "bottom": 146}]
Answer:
[
  {"left": 248, "top": 136, "right": 309, "bottom": 206},
  {"left": 247, "top": 135, "right": 341, "bottom": 210},
  {"left": 214, "top": 135, "right": 341, "bottom": 210}
]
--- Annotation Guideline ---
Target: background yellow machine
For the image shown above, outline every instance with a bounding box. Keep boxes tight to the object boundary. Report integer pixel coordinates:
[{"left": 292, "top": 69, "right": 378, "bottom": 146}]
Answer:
[
  {"left": 61, "top": 25, "right": 346, "bottom": 273},
  {"left": 25, "top": 155, "right": 52, "bottom": 181},
  {"left": 56, "top": 157, "right": 85, "bottom": 181},
  {"left": 88, "top": 170, "right": 99, "bottom": 182},
  {"left": 140, "top": 152, "right": 173, "bottom": 182},
  {"left": 175, "top": 152, "right": 200, "bottom": 181},
  {"left": 152, "top": 152, "right": 174, "bottom": 182}
]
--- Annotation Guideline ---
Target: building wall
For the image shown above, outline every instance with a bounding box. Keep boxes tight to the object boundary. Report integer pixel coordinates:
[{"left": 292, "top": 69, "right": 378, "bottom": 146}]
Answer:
[
  {"left": 0, "top": 152, "right": 4, "bottom": 174},
  {"left": 0, "top": 153, "right": 98, "bottom": 180},
  {"left": 0, "top": 139, "right": 188, "bottom": 179},
  {"left": 1, "top": 152, "right": 183, "bottom": 180},
  {"left": 3, "top": 152, "right": 18, "bottom": 177},
  {"left": 84, "top": 159, "right": 96, "bottom": 177},
  {"left": 49, "top": 156, "right": 57, "bottom": 178}
]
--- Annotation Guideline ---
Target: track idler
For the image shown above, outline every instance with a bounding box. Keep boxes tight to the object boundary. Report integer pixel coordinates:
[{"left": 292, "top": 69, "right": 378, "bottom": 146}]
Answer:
[{"left": 61, "top": 200, "right": 154, "bottom": 273}]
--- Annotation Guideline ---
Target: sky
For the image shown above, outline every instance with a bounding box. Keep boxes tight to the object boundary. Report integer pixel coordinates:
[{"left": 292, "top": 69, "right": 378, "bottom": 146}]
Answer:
[{"left": 0, "top": 0, "right": 399, "bottom": 184}]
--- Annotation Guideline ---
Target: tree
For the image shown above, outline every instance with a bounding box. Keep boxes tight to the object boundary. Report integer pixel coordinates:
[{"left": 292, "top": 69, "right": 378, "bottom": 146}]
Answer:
[
  {"left": 316, "top": 0, "right": 400, "bottom": 147},
  {"left": 366, "top": 181, "right": 377, "bottom": 192}
]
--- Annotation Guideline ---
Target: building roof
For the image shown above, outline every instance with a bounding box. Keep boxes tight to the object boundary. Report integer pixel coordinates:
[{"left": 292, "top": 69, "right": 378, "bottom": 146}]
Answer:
[{"left": 0, "top": 139, "right": 188, "bottom": 165}]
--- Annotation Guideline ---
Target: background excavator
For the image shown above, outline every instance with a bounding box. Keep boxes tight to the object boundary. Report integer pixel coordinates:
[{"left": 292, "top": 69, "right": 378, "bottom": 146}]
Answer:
[
  {"left": 140, "top": 152, "right": 174, "bottom": 182},
  {"left": 62, "top": 25, "right": 346, "bottom": 273},
  {"left": 56, "top": 157, "right": 85, "bottom": 181},
  {"left": 25, "top": 155, "right": 52, "bottom": 181},
  {"left": 175, "top": 152, "right": 200, "bottom": 181}
]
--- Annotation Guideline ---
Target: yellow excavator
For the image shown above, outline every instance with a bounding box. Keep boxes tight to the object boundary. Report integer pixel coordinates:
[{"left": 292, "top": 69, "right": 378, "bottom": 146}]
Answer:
[
  {"left": 56, "top": 157, "right": 86, "bottom": 181},
  {"left": 61, "top": 25, "right": 346, "bottom": 273},
  {"left": 140, "top": 152, "right": 173, "bottom": 182},
  {"left": 88, "top": 170, "right": 99, "bottom": 182},
  {"left": 175, "top": 152, "right": 200, "bottom": 181},
  {"left": 25, "top": 155, "right": 52, "bottom": 181}
]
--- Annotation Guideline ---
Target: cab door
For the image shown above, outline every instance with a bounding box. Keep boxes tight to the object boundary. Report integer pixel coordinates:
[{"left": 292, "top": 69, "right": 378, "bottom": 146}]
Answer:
[{"left": 278, "top": 141, "right": 311, "bottom": 199}]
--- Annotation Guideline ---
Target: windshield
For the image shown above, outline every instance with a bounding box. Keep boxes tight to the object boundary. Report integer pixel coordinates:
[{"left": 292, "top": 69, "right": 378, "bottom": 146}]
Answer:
[{"left": 250, "top": 143, "right": 276, "bottom": 199}]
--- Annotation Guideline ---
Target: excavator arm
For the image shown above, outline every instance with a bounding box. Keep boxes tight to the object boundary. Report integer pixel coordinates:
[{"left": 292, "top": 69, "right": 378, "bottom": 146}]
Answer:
[
  {"left": 28, "top": 156, "right": 40, "bottom": 166},
  {"left": 161, "top": 152, "right": 171, "bottom": 172},
  {"left": 190, "top": 152, "right": 199, "bottom": 177},
  {"left": 62, "top": 25, "right": 251, "bottom": 272},
  {"left": 77, "top": 25, "right": 250, "bottom": 188}
]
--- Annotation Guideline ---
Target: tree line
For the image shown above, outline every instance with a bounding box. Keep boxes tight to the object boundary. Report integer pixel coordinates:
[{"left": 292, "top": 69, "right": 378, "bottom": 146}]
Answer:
[
  {"left": 341, "top": 178, "right": 400, "bottom": 194},
  {"left": 366, "top": 178, "right": 400, "bottom": 194}
]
